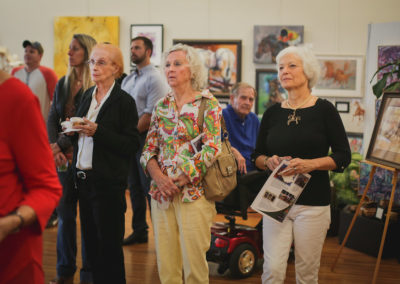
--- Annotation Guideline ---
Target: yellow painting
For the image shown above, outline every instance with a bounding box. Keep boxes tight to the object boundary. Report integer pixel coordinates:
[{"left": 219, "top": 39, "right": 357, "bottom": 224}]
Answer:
[{"left": 54, "top": 16, "right": 119, "bottom": 78}]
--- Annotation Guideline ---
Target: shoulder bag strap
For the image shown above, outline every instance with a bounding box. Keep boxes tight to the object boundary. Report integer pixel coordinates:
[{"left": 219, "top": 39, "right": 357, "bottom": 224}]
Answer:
[{"left": 198, "top": 97, "right": 229, "bottom": 140}]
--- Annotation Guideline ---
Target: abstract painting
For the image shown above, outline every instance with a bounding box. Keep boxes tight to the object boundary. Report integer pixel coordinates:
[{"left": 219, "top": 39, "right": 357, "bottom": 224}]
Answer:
[
  {"left": 131, "top": 24, "right": 163, "bottom": 67},
  {"left": 378, "top": 45, "right": 400, "bottom": 87},
  {"left": 255, "top": 69, "right": 287, "bottom": 117},
  {"left": 173, "top": 39, "right": 241, "bottom": 96},
  {"left": 54, "top": 16, "right": 119, "bottom": 78}
]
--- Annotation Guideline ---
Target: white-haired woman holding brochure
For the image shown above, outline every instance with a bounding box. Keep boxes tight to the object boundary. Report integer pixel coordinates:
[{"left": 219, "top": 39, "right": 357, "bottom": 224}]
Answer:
[{"left": 253, "top": 46, "right": 351, "bottom": 284}]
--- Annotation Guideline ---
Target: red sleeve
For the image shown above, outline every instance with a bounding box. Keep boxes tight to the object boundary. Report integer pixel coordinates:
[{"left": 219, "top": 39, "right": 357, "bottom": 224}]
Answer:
[
  {"left": 39, "top": 66, "right": 58, "bottom": 101},
  {"left": 11, "top": 66, "right": 24, "bottom": 76},
  {"left": 9, "top": 80, "right": 62, "bottom": 232}
]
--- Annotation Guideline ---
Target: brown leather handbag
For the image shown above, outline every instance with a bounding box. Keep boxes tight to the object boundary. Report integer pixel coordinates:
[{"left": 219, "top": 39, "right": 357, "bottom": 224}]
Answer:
[{"left": 198, "top": 97, "right": 237, "bottom": 201}]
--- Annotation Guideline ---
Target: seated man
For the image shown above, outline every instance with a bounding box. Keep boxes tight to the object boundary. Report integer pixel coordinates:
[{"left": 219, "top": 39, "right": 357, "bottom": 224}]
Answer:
[
  {"left": 223, "top": 82, "right": 259, "bottom": 174},
  {"left": 222, "top": 82, "right": 266, "bottom": 218}
]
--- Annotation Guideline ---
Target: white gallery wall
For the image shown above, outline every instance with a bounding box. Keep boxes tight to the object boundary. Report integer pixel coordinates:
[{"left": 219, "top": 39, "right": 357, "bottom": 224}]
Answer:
[
  {"left": 1, "top": 0, "right": 400, "bottom": 153},
  {"left": 1, "top": 0, "right": 399, "bottom": 82}
]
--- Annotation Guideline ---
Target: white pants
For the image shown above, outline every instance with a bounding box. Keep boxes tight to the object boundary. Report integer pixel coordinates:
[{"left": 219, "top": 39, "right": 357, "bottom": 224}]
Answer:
[
  {"left": 151, "top": 195, "right": 216, "bottom": 284},
  {"left": 261, "top": 205, "right": 331, "bottom": 284}
]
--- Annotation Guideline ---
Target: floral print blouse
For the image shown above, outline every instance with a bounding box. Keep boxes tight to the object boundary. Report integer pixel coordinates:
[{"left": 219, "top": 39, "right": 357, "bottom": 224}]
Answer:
[{"left": 141, "top": 90, "right": 222, "bottom": 202}]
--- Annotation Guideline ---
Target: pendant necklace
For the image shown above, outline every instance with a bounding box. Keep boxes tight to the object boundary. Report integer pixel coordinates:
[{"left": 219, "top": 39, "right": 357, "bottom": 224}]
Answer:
[{"left": 286, "top": 95, "right": 313, "bottom": 126}]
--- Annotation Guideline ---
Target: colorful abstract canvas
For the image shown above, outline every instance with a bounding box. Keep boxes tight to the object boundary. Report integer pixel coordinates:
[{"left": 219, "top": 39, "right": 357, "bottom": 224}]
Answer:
[
  {"left": 378, "top": 45, "right": 400, "bottom": 87},
  {"left": 359, "top": 162, "right": 400, "bottom": 205}
]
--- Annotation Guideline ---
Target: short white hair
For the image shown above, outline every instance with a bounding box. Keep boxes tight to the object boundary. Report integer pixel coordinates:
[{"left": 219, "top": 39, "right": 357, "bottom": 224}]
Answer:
[
  {"left": 276, "top": 46, "right": 321, "bottom": 89},
  {"left": 163, "top": 44, "right": 208, "bottom": 91}
]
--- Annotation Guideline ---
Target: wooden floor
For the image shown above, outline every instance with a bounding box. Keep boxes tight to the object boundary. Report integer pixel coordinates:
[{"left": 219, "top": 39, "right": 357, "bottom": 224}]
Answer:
[{"left": 43, "top": 191, "right": 400, "bottom": 284}]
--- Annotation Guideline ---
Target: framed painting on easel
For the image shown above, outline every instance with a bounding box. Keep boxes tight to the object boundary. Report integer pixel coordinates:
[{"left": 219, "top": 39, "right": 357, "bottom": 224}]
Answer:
[{"left": 366, "top": 92, "right": 400, "bottom": 169}]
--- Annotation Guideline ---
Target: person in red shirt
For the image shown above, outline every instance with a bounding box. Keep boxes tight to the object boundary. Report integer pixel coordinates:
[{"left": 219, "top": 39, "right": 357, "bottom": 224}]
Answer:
[{"left": 0, "top": 69, "right": 62, "bottom": 284}]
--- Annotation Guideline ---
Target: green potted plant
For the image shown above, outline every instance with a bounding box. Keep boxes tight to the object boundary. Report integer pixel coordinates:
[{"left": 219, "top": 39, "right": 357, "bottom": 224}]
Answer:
[{"left": 370, "top": 59, "right": 400, "bottom": 99}]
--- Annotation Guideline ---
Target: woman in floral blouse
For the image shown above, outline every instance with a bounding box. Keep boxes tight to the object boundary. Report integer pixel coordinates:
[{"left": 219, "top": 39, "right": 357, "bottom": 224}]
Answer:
[{"left": 141, "top": 44, "right": 222, "bottom": 284}]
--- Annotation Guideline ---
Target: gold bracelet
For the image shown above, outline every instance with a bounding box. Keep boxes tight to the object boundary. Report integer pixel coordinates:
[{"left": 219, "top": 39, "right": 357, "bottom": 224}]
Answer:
[{"left": 263, "top": 156, "right": 269, "bottom": 168}]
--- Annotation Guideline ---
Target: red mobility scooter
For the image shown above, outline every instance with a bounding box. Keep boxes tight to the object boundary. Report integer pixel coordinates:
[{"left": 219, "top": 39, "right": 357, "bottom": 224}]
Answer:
[{"left": 206, "top": 170, "right": 269, "bottom": 278}]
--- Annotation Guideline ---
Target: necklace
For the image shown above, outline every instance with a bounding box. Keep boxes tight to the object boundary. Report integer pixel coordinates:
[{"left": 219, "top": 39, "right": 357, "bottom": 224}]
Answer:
[{"left": 286, "top": 95, "right": 313, "bottom": 126}]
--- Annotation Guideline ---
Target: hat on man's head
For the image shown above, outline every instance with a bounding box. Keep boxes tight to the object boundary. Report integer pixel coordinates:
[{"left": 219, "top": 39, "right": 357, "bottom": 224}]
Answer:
[{"left": 22, "top": 40, "right": 44, "bottom": 54}]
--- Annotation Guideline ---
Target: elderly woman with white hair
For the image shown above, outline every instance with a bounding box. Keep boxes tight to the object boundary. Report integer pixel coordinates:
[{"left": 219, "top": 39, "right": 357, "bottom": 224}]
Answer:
[
  {"left": 253, "top": 46, "right": 351, "bottom": 284},
  {"left": 141, "top": 44, "right": 221, "bottom": 284},
  {"left": 71, "top": 43, "right": 139, "bottom": 284}
]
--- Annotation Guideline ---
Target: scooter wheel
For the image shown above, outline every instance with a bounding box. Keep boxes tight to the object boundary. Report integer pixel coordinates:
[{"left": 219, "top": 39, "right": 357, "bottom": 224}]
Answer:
[{"left": 229, "top": 243, "right": 257, "bottom": 278}]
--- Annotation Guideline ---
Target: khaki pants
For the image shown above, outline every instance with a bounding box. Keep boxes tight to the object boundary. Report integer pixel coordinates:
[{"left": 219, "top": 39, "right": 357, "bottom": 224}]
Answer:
[{"left": 151, "top": 195, "right": 216, "bottom": 284}]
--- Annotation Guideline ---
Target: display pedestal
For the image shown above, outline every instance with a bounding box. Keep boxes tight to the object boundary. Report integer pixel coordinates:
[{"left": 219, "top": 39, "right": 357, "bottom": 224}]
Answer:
[
  {"left": 331, "top": 160, "right": 399, "bottom": 284},
  {"left": 338, "top": 208, "right": 399, "bottom": 258}
]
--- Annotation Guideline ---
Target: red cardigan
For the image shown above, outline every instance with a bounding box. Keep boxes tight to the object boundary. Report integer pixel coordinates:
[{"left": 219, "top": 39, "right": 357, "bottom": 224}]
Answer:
[{"left": 0, "top": 77, "right": 61, "bottom": 284}]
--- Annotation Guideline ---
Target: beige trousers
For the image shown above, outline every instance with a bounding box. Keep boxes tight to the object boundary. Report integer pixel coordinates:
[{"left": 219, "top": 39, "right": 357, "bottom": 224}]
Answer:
[{"left": 151, "top": 195, "right": 216, "bottom": 284}]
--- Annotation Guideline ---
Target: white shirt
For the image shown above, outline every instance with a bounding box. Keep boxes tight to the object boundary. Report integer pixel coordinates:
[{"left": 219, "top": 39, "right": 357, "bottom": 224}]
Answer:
[
  {"left": 13, "top": 68, "right": 50, "bottom": 119},
  {"left": 76, "top": 82, "right": 115, "bottom": 170}
]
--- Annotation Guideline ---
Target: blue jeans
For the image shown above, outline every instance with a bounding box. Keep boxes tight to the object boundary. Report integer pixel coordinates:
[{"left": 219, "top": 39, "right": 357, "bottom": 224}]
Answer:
[
  {"left": 56, "top": 170, "right": 92, "bottom": 282},
  {"left": 127, "top": 133, "right": 151, "bottom": 233}
]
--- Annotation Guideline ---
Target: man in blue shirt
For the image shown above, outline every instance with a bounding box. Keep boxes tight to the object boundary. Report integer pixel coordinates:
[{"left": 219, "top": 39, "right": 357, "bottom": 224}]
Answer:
[
  {"left": 222, "top": 82, "right": 263, "bottom": 219},
  {"left": 223, "top": 82, "right": 260, "bottom": 174},
  {"left": 121, "top": 36, "right": 168, "bottom": 245}
]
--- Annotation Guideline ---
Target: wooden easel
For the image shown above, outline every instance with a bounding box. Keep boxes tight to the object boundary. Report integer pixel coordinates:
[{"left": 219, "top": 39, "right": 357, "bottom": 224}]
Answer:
[{"left": 331, "top": 160, "right": 399, "bottom": 284}]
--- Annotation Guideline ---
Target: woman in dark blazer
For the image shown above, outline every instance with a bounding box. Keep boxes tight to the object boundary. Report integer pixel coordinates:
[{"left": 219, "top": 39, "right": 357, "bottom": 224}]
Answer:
[{"left": 72, "top": 43, "right": 139, "bottom": 284}]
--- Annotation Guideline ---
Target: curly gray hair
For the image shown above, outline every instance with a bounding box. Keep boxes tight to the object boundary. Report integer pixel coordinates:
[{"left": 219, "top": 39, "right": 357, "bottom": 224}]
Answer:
[
  {"left": 162, "top": 44, "right": 208, "bottom": 91},
  {"left": 276, "top": 45, "right": 321, "bottom": 90}
]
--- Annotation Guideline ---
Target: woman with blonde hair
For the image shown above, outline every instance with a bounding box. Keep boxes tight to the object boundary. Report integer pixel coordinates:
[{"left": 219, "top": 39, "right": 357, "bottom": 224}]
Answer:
[
  {"left": 141, "top": 44, "right": 221, "bottom": 284},
  {"left": 47, "top": 33, "right": 96, "bottom": 284}
]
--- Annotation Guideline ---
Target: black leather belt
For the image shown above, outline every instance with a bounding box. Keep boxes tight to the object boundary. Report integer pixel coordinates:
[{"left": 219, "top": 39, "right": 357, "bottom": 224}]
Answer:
[{"left": 76, "top": 169, "right": 92, "bottom": 180}]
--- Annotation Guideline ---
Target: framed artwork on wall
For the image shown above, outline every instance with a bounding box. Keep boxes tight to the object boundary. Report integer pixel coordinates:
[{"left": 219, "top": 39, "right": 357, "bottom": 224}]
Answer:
[
  {"left": 366, "top": 92, "right": 400, "bottom": 169},
  {"left": 131, "top": 24, "right": 163, "bottom": 67},
  {"left": 54, "top": 16, "right": 119, "bottom": 78},
  {"left": 172, "top": 39, "right": 242, "bottom": 96},
  {"left": 216, "top": 95, "right": 230, "bottom": 109},
  {"left": 335, "top": 101, "right": 350, "bottom": 113},
  {"left": 314, "top": 55, "right": 363, "bottom": 97},
  {"left": 347, "top": 132, "right": 363, "bottom": 153},
  {"left": 321, "top": 97, "right": 365, "bottom": 134},
  {"left": 377, "top": 45, "right": 400, "bottom": 89},
  {"left": 253, "top": 25, "right": 304, "bottom": 64},
  {"left": 255, "top": 69, "right": 287, "bottom": 117}
]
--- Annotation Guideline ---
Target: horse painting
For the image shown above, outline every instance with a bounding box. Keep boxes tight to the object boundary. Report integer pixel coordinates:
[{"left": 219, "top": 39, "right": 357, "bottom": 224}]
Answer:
[
  {"left": 196, "top": 47, "right": 237, "bottom": 93},
  {"left": 253, "top": 25, "right": 304, "bottom": 64},
  {"left": 255, "top": 34, "right": 289, "bottom": 63}
]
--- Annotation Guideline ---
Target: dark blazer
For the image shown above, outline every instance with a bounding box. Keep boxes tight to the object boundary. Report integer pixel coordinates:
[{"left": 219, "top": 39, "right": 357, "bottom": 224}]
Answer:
[{"left": 73, "top": 82, "right": 140, "bottom": 189}]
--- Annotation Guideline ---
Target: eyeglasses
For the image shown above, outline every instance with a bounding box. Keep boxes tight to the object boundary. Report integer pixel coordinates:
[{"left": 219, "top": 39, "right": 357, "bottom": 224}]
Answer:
[{"left": 87, "top": 59, "right": 110, "bottom": 67}]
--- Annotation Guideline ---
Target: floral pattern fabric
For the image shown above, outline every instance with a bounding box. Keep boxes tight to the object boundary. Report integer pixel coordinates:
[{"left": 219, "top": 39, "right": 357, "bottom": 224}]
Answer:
[{"left": 141, "top": 90, "right": 222, "bottom": 202}]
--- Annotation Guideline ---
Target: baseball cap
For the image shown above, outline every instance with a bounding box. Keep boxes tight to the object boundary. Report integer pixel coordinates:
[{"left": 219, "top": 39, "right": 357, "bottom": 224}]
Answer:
[{"left": 23, "top": 40, "right": 44, "bottom": 54}]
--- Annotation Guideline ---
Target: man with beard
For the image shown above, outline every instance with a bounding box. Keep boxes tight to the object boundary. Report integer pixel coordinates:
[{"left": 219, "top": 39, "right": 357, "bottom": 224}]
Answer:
[{"left": 121, "top": 36, "right": 168, "bottom": 245}]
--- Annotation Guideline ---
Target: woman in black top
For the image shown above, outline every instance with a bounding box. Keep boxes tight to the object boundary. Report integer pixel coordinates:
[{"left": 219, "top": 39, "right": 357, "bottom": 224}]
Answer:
[
  {"left": 47, "top": 34, "right": 96, "bottom": 284},
  {"left": 253, "top": 46, "right": 351, "bottom": 284}
]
